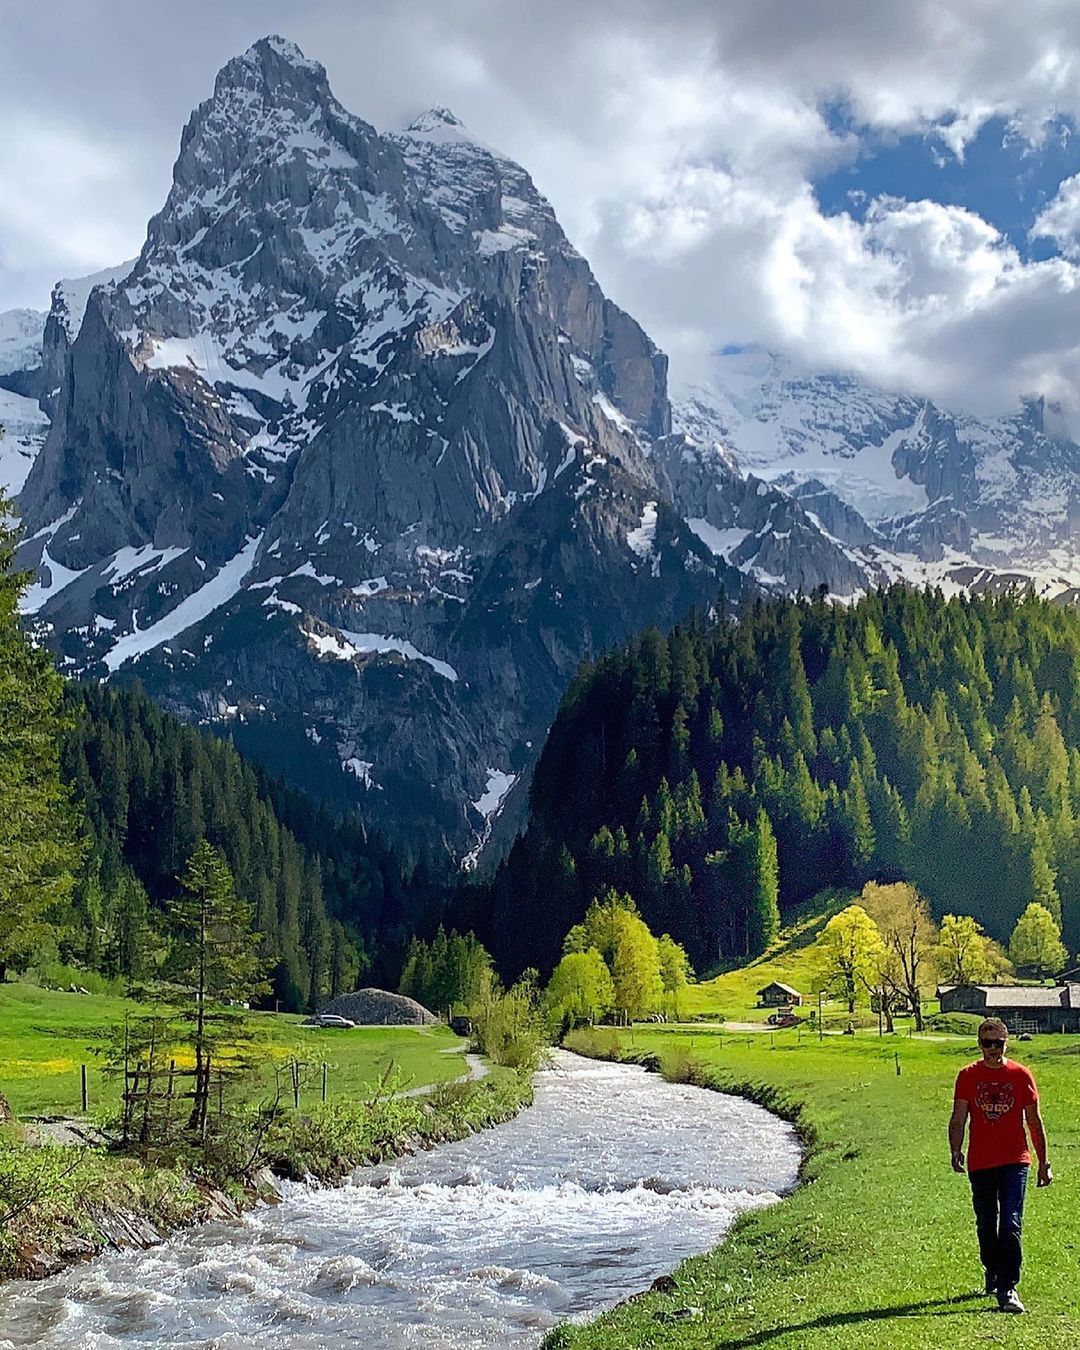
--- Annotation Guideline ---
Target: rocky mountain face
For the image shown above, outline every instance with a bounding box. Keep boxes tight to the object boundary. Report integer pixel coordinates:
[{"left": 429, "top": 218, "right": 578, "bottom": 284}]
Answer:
[
  {"left": 14, "top": 36, "right": 752, "bottom": 858},
  {"left": 18, "top": 38, "right": 1074, "bottom": 861},
  {"left": 672, "top": 349, "right": 1080, "bottom": 595}
]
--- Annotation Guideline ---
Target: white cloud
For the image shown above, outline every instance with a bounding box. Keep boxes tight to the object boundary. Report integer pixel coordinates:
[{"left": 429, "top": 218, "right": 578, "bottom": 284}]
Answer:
[
  {"left": 5, "top": 1, "right": 1080, "bottom": 413},
  {"left": 1031, "top": 173, "right": 1080, "bottom": 257}
]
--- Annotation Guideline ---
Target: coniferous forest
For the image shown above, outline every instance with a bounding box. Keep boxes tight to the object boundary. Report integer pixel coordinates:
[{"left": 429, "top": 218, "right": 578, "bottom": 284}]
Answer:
[
  {"left": 50, "top": 682, "right": 449, "bottom": 1010},
  {"left": 475, "top": 588, "right": 1080, "bottom": 978}
]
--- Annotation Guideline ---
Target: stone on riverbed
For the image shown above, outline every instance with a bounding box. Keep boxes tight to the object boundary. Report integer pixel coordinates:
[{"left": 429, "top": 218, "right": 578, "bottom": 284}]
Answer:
[{"left": 316, "top": 988, "right": 439, "bottom": 1026}]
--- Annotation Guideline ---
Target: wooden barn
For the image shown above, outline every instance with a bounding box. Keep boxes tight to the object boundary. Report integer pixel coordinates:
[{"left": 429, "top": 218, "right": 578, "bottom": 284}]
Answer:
[
  {"left": 757, "top": 981, "right": 803, "bottom": 1007},
  {"left": 939, "top": 983, "right": 1080, "bottom": 1033}
]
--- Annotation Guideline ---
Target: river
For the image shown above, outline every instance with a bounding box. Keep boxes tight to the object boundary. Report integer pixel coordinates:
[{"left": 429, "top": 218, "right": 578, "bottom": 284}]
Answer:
[{"left": 0, "top": 1050, "right": 801, "bottom": 1348}]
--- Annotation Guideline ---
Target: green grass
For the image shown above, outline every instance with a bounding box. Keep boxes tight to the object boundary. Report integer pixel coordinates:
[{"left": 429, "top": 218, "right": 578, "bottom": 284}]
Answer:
[
  {"left": 682, "top": 891, "right": 850, "bottom": 1020},
  {"left": 551, "top": 1025, "right": 1080, "bottom": 1349},
  {"left": 0, "top": 983, "right": 468, "bottom": 1117}
]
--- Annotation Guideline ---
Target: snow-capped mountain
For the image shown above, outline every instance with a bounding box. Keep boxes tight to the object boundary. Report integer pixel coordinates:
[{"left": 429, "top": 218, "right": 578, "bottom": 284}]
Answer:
[
  {"left": 0, "top": 310, "right": 49, "bottom": 496},
  {"left": 22, "top": 37, "right": 1070, "bottom": 858},
  {"left": 15, "top": 35, "right": 757, "bottom": 857},
  {"left": 672, "top": 349, "right": 1080, "bottom": 596},
  {"left": 0, "top": 308, "right": 45, "bottom": 377}
]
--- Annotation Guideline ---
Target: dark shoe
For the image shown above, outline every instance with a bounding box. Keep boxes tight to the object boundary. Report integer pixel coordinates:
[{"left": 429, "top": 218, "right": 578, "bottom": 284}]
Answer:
[
  {"left": 984, "top": 1271, "right": 996, "bottom": 1296},
  {"left": 997, "top": 1288, "right": 1025, "bottom": 1314}
]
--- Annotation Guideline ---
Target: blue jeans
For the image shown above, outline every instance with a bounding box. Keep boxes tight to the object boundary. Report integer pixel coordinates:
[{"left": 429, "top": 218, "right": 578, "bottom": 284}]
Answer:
[{"left": 970, "top": 1163, "right": 1028, "bottom": 1291}]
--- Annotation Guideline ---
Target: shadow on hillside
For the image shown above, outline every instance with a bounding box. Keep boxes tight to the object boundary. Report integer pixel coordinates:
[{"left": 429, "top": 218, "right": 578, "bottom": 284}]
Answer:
[
  {"left": 703, "top": 890, "right": 843, "bottom": 981},
  {"left": 718, "top": 1293, "right": 988, "bottom": 1347}
]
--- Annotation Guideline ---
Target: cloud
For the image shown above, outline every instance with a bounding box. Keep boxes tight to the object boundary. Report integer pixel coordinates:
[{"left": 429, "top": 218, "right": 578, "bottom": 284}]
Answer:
[
  {"left": 1031, "top": 172, "right": 1080, "bottom": 256},
  {"left": 4, "top": 0, "right": 1080, "bottom": 414}
]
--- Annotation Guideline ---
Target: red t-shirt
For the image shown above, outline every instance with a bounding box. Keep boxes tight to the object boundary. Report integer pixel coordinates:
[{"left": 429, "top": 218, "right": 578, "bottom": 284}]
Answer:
[{"left": 953, "top": 1059, "right": 1038, "bottom": 1172}]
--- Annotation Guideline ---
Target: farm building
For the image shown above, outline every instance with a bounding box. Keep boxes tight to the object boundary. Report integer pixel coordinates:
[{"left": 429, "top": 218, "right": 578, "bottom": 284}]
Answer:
[
  {"left": 939, "top": 983, "right": 1080, "bottom": 1033},
  {"left": 757, "top": 981, "right": 803, "bottom": 1007}
]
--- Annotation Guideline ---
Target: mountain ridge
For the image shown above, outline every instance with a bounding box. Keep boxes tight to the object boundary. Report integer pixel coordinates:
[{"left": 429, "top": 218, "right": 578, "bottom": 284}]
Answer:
[{"left": 12, "top": 35, "right": 739, "bottom": 858}]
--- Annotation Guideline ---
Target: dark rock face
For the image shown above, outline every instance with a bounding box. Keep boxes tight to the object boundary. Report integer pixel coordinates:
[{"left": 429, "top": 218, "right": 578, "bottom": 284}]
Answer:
[
  {"left": 655, "top": 436, "right": 871, "bottom": 597},
  {"left": 17, "top": 35, "right": 737, "bottom": 858}
]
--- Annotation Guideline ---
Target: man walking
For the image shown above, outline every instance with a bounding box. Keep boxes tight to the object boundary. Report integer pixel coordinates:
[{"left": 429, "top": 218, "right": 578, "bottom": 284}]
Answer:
[{"left": 948, "top": 1017, "right": 1052, "bottom": 1313}]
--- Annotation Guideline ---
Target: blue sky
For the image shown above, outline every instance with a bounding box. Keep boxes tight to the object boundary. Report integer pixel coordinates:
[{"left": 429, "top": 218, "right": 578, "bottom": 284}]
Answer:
[{"left": 815, "top": 110, "right": 1080, "bottom": 262}]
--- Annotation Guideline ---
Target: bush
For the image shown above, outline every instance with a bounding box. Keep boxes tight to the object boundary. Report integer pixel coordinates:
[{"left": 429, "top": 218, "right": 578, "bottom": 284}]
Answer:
[
  {"left": 472, "top": 975, "right": 548, "bottom": 1072},
  {"left": 926, "top": 1012, "right": 982, "bottom": 1036},
  {"left": 661, "top": 1048, "right": 708, "bottom": 1086},
  {"left": 27, "top": 963, "right": 126, "bottom": 997},
  {"left": 562, "top": 1027, "right": 623, "bottom": 1060}
]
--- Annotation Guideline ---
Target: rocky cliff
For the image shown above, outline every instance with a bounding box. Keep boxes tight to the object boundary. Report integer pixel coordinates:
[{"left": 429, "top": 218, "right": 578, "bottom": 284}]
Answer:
[{"left": 16, "top": 36, "right": 748, "bottom": 857}]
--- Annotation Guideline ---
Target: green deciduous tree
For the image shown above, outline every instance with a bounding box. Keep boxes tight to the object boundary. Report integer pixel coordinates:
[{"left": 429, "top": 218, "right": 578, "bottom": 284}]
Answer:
[
  {"left": 1008, "top": 902, "right": 1068, "bottom": 979},
  {"left": 934, "top": 913, "right": 1013, "bottom": 986},
  {"left": 657, "top": 932, "right": 694, "bottom": 1019},
  {"left": 814, "top": 905, "right": 887, "bottom": 1013},
  {"left": 544, "top": 948, "right": 615, "bottom": 1030},
  {"left": 858, "top": 880, "right": 937, "bottom": 1030}
]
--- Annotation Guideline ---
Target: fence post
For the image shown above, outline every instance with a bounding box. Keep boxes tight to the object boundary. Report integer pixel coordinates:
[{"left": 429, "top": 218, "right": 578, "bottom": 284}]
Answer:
[
  {"left": 895, "top": 1052, "right": 901, "bottom": 1077},
  {"left": 292, "top": 1059, "right": 300, "bottom": 1110},
  {"left": 322, "top": 1061, "right": 327, "bottom": 1103},
  {"left": 81, "top": 1064, "right": 88, "bottom": 1114}
]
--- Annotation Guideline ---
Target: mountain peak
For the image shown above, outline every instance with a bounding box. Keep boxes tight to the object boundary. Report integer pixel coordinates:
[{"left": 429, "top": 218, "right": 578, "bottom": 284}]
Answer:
[
  {"left": 406, "top": 106, "right": 466, "bottom": 134},
  {"left": 213, "top": 34, "right": 329, "bottom": 100}
]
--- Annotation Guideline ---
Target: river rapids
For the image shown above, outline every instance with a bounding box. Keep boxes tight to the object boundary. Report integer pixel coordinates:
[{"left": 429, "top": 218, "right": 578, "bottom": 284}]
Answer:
[{"left": 0, "top": 1049, "right": 801, "bottom": 1347}]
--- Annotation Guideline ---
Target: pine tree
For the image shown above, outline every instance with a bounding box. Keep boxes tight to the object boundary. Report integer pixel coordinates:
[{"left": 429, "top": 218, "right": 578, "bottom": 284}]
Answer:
[
  {"left": 745, "top": 809, "right": 780, "bottom": 955},
  {"left": 0, "top": 493, "right": 80, "bottom": 980},
  {"left": 167, "top": 841, "right": 270, "bottom": 1137}
]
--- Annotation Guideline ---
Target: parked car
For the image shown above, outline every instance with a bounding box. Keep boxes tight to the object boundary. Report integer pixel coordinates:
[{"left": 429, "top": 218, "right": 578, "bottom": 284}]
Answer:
[
  {"left": 767, "top": 1011, "right": 800, "bottom": 1027},
  {"left": 313, "top": 1014, "right": 357, "bottom": 1029}
]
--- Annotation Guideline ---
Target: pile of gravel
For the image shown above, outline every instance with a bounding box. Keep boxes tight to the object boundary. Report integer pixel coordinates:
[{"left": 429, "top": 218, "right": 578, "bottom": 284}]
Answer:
[{"left": 317, "top": 988, "right": 439, "bottom": 1026}]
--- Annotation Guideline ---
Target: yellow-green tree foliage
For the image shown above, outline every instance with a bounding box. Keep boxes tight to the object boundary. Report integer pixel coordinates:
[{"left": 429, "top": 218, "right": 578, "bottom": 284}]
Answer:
[
  {"left": 934, "top": 913, "right": 1013, "bottom": 985},
  {"left": 657, "top": 932, "right": 693, "bottom": 1018},
  {"left": 814, "top": 904, "right": 887, "bottom": 1012},
  {"left": 544, "top": 948, "right": 615, "bottom": 1028},
  {"left": 1008, "top": 902, "right": 1068, "bottom": 978},
  {"left": 858, "top": 880, "right": 937, "bottom": 1029}
]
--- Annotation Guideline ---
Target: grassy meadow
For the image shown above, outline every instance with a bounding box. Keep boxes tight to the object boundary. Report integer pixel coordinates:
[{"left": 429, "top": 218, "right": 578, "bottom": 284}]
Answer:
[
  {"left": 0, "top": 982, "right": 469, "bottom": 1118},
  {"left": 552, "top": 1022, "right": 1080, "bottom": 1349}
]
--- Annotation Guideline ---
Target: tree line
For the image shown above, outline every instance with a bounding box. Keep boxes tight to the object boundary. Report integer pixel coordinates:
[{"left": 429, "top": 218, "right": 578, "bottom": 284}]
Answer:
[
  {"left": 474, "top": 588, "right": 1080, "bottom": 977},
  {"left": 0, "top": 489, "right": 453, "bottom": 1010},
  {"left": 810, "top": 882, "right": 1071, "bottom": 1030}
]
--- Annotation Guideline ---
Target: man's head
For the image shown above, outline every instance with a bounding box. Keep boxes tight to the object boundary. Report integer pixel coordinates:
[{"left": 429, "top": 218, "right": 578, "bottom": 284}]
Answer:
[{"left": 978, "top": 1017, "right": 1008, "bottom": 1065}]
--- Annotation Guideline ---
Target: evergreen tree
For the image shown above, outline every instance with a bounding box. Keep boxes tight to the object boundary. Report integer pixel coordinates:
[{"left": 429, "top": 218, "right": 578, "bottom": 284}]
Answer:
[
  {"left": 167, "top": 841, "right": 270, "bottom": 1137},
  {"left": 745, "top": 809, "right": 780, "bottom": 955},
  {"left": 0, "top": 493, "right": 80, "bottom": 980}
]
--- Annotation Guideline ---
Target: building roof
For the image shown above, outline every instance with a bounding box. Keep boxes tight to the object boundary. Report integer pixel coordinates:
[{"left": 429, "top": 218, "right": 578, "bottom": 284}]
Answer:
[
  {"left": 758, "top": 981, "right": 802, "bottom": 996},
  {"left": 967, "top": 985, "right": 1077, "bottom": 1010}
]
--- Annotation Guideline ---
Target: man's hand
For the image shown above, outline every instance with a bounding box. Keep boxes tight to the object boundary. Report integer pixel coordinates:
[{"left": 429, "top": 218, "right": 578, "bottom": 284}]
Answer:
[
  {"left": 951, "top": 1150, "right": 965, "bottom": 1173},
  {"left": 1037, "top": 1161, "right": 1053, "bottom": 1187}
]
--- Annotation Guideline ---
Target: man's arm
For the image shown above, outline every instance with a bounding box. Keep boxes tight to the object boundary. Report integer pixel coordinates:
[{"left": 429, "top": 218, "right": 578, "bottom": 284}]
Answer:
[
  {"left": 949, "top": 1098, "right": 968, "bottom": 1172},
  {"left": 1024, "top": 1102, "right": 1052, "bottom": 1186}
]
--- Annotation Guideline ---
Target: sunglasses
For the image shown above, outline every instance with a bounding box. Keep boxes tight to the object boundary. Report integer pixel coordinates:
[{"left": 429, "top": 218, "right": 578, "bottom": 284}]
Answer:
[{"left": 979, "top": 1038, "right": 1006, "bottom": 1048}]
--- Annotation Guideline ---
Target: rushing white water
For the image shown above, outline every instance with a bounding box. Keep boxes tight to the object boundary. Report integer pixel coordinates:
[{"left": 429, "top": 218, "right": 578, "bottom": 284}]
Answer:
[{"left": 0, "top": 1051, "right": 801, "bottom": 1348}]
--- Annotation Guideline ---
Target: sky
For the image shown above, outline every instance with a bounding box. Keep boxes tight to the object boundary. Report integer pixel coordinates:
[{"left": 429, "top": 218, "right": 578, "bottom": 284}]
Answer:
[{"left": 5, "top": 0, "right": 1080, "bottom": 415}]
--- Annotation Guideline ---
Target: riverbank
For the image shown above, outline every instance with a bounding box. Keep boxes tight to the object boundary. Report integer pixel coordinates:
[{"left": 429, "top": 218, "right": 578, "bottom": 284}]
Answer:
[
  {"left": 0, "top": 1050, "right": 798, "bottom": 1347},
  {"left": 546, "top": 1025, "right": 1080, "bottom": 1349},
  {"left": 1, "top": 1069, "right": 532, "bottom": 1283}
]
